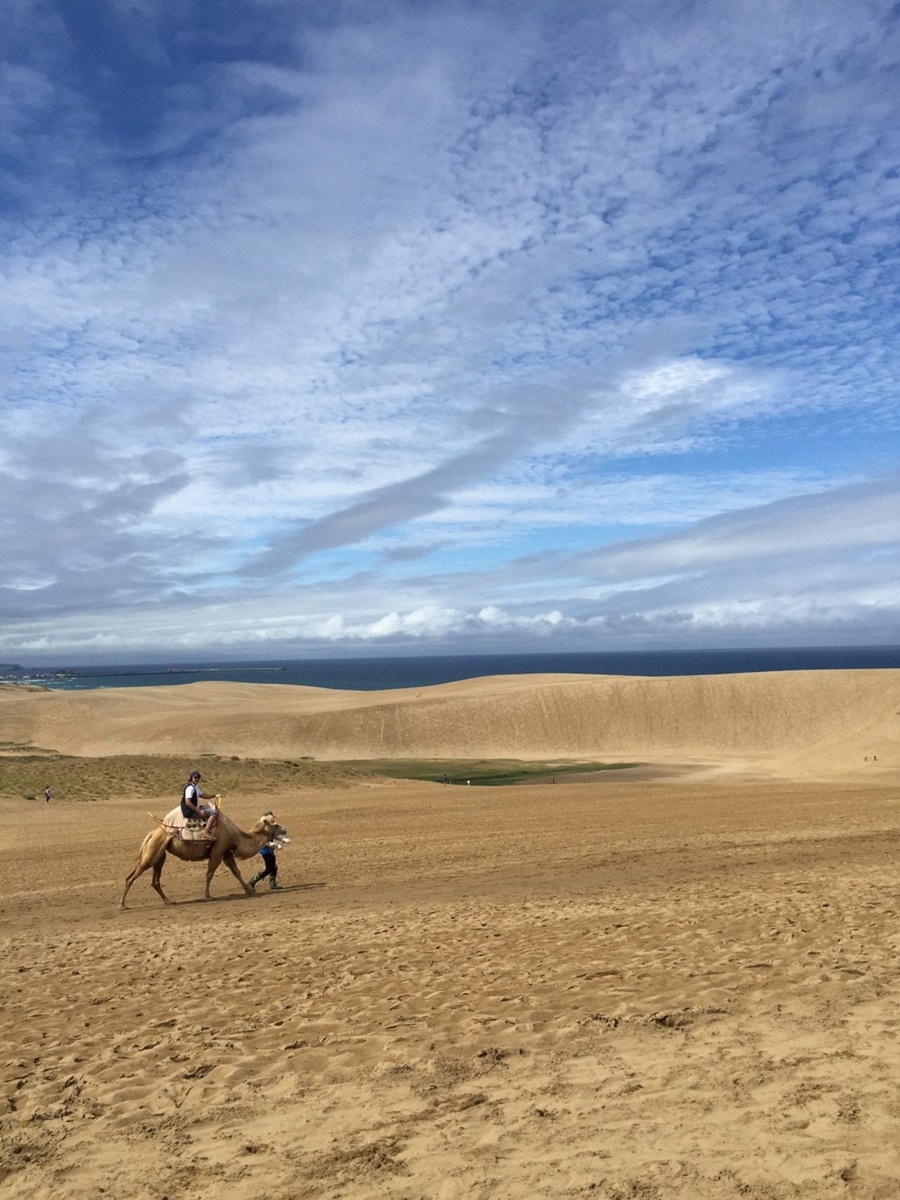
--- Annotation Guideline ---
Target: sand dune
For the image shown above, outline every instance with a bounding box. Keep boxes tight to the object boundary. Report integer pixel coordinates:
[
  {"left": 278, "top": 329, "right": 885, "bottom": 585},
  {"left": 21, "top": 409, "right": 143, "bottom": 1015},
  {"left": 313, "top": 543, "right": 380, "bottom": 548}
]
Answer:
[
  {"left": 3, "top": 769, "right": 900, "bottom": 1198},
  {"left": 2, "top": 668, "right": 898, "bottom": 778},
  {"left": 2, "top": 672, "right": 900, "bottom": 1196}
]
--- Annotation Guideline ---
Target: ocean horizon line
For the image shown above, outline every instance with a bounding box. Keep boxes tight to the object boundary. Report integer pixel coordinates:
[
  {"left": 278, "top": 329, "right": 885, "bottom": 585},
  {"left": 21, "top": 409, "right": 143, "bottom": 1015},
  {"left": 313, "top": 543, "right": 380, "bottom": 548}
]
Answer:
[{"left": 4, "top": 644, "right": 900, "bottom": 693}]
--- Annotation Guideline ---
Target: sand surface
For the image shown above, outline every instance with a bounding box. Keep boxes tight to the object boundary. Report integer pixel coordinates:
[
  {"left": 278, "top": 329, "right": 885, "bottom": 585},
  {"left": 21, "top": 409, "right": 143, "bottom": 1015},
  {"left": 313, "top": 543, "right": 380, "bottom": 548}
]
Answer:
[
  {"left": 2, "top": 667, "right": 898, "bottom": 777},
  {"left": 2, "top": 671, "right": 900, "bottom": 1198}
]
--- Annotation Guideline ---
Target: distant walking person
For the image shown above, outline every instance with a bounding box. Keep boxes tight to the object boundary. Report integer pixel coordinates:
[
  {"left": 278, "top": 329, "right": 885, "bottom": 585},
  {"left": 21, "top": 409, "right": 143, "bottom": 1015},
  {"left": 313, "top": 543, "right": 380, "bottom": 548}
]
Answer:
[{"left": 44, "top": 785, "right": 51, "bottom": 803}]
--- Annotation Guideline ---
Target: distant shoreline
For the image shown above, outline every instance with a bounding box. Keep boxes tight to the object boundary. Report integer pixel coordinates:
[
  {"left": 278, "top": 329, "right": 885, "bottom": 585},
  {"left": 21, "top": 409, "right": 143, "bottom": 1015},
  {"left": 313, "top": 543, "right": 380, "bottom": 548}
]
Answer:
[
  {"left": 0, "top": 665, "right": 287, "bottom": 684},
  {"left": 68, "top": 666, "right": 286, "bottom": 679}
]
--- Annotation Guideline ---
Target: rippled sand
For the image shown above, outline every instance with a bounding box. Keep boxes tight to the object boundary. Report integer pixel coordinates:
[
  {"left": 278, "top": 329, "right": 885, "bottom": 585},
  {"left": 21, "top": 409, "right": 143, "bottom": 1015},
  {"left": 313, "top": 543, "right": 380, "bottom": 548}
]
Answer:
[{"left": 1, "top": 672, "right": 898, "bottom": 1197}]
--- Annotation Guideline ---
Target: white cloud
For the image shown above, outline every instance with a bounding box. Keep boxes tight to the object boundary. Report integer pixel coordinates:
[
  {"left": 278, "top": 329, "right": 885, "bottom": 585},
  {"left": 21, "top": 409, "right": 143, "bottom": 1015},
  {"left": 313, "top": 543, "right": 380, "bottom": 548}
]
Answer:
[{"left": 1, "top": 0, "right": 898, "bottom": 661}]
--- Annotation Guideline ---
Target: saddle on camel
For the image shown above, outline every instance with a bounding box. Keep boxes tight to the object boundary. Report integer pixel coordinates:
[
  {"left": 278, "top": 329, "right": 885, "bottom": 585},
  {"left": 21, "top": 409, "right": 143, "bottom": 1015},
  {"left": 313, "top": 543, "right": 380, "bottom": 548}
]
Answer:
[
  {"left": 121, "top": 802, "right": 289, "bottom": 908},
  {"left": 165, "top": 796, "right": 223, "bottom": 844}
]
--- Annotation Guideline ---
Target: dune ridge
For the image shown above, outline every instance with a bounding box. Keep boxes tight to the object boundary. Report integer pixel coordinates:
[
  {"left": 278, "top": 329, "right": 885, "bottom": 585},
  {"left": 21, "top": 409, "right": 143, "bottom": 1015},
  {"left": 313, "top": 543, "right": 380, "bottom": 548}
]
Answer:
[{"left": 1, "top": 669, "right": 897, "bottom": 777}]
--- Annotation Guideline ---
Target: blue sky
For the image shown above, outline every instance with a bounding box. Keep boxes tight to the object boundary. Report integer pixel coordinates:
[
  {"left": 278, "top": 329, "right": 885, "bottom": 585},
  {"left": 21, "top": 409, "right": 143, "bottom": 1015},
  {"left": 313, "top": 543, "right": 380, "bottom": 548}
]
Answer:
[{"left": 2, "top": 0, "right": 899, "bottom": 664}]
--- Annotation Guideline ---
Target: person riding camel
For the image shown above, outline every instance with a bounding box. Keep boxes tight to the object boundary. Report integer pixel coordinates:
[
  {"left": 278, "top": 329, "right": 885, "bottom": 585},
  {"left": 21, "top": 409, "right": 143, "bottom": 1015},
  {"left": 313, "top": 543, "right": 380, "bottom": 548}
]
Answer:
[{"left": 180, "top": 770, "right": 220, "bottom": 841}]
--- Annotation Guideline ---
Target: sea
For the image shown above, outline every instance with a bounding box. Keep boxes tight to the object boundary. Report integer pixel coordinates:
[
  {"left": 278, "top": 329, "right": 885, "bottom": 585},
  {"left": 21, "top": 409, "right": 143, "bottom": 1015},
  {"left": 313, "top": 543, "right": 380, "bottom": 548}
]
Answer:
[{"left": 7, "top": 645, "right": 900, "bottom": 691}]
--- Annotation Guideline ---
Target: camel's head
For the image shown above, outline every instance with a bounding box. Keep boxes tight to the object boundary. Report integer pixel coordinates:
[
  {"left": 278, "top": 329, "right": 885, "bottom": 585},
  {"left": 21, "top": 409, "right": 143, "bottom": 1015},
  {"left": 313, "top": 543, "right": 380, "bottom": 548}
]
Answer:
[{"left": 259, "top": 811, "right": 288, "bottom": 842}]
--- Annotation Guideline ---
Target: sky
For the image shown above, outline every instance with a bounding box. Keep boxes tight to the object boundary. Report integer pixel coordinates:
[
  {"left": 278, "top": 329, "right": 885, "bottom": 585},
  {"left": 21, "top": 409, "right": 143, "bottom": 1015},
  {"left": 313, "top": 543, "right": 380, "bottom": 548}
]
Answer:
[{"left": 1, "top": 0, "right": 899, "bottom": 665}]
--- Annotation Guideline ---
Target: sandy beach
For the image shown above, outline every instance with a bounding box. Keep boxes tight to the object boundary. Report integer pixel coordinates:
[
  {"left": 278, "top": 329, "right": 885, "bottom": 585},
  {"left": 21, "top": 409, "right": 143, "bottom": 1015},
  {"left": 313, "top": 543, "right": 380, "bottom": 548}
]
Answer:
[{"left": 2, "top": 670, "right": 899, "bottom": 1198}]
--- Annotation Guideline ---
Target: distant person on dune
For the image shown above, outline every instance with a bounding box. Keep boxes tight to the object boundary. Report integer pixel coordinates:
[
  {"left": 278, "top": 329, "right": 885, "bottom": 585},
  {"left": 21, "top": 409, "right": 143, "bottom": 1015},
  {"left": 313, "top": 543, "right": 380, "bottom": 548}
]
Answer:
[
  {"left": 44, "top": 785, "right": 51, "bottom": 803},
  {"left": 180, "top": 770, "right": 219, "bottom": 840}
]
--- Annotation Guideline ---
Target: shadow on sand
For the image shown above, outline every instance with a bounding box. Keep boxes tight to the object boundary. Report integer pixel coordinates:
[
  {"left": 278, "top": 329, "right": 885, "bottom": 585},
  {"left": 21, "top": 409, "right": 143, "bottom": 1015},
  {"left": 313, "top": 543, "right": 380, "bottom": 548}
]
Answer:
[{"left": 173, "top": 881, "right": 326, "bottom": 906}]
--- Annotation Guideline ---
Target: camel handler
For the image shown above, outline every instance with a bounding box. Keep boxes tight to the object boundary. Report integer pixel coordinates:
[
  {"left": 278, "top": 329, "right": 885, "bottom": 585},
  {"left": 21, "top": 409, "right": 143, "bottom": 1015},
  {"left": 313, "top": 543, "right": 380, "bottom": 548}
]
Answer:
[
  {"left": 180, "top": 770, "right": 220, "bottom": 841},
  {"left": 248, "top": 812, "right": 288, "bottom": 891}
]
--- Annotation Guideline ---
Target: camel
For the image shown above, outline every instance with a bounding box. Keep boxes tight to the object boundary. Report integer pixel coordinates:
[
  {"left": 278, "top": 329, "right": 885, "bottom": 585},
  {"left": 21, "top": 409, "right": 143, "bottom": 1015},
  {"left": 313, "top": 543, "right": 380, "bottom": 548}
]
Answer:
[{"left": 121, "top": 809, "right": 288, "bottom": 909}]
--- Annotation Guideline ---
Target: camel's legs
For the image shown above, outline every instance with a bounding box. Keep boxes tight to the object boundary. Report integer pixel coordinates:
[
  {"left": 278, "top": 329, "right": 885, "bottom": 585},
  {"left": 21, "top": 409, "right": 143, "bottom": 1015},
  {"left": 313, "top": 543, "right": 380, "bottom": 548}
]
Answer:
[
  {"left": 150, "top": 852, "right": 172, "bottom": 905},
  {"left": 120, "top": 862, "right": 142, "bottom": 909},
  {"left": 205, "top": 849, "right": 252, "bottom": 898},
  {"left": 121, "top": 844, "right": 169, "bottom": 908}
]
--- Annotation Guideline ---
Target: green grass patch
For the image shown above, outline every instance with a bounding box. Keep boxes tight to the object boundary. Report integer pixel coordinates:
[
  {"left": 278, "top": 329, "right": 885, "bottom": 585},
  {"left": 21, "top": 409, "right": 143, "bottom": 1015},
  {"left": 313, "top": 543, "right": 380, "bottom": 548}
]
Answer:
[
  {"left": 337, "top": 759, "right": 643, "bottom": 786},
  {"left": 0, "top": 752, "right": 644, "bottom": 802}
]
